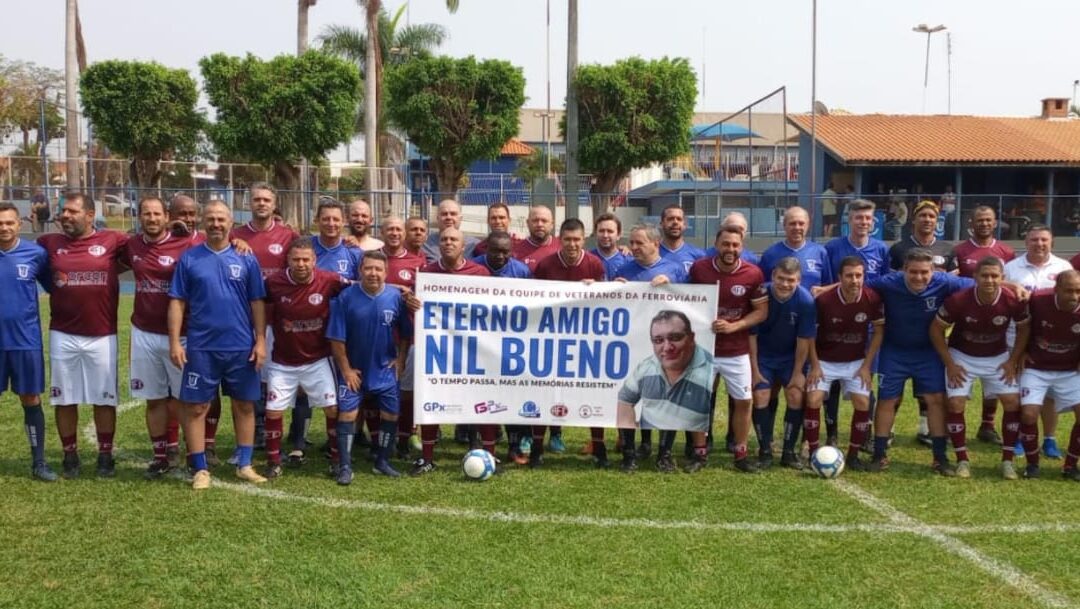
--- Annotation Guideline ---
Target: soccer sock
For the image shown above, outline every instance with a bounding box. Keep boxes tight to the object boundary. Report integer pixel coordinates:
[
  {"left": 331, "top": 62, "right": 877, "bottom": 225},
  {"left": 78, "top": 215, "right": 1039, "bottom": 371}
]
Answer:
[
  {"left": 506, "top": 426, "right": 521, "bottom": 454},
  {"left": 752, "top": 407, "right": 770, "bottom": 454},
  {"left": 205, "top": 401, "right": 221, "bottom": 448},
  {"left": 824, "top": 382, "right": 841, "bottom": 439},
  {"left": 289, "top": 394, "right": 311, "bottom": 451},
  {"left": 640, "top": 429, "right": 652, "bottom": 446},
  {"left": 931, "top": 436, "right": 948, "bottom": 465},
  {"left": 336, "top": 420, "right": 355, "bottom": 467},
  {"left": 781, "top": 407, "right": 803, "bottom": 454},
  {"left": 166, "top": 416, "right": 180, "bottom": 452},
  {"left": 659, "top": 429, "right": 676, "bottom": 454},
  {"left": 873, "top": 436, "right": 889, "bottom": 461},
  {"left": 803, "top": 406, "right": 821, "bottom": 452},
  {"left": 531, "top": 426, "right": 546, "bottom": 458},
  {"left": 848, "top": 410, "right": 871, "bottom": 460},
  {"left": 189, "top": 451, "right": 208, "bottom": 472},
  {"left": 1020, "top": 422, "right": 1040, "bottom": 467},
  {"left": 397, "top": 399, "right": 415, "bottom": 442},
  {"left": 694, "top": 443, "right": 709, "bottom": 463},
  {"left": 590, "top": 427, "right": 605, "bottom": 450},
  {"left": 378, "top": 420, "right": 397, "bottom": 462},
  {"left": 22, "top": 405, "right": 46, "bottom": 466},
  {"left": 363, "top": 408, "right": 381, "bottom": 442},
  {"left": 236, "top": 445, "right": 254, "bottom": 468},
  {"left": 1065, "top": 423, "right": 1080, "bottom": 470},
  {"left": 733, "top": 442, "right": 748, "bottom": 462},
  {"left": 326, "top": 413, "right": 339, "bottom": 463},
  {"left": 550, "top": 425, "right": 562, "bottom": 439},
  {"left": 60, "top": 433, "right": 78, "bottom": 455},
  {"left": 421, "top": 425, "right": 438, "bottom": 462},
  {"left": 763, "top": 402, "right": 778, "bottom": 453},
  {"left": 151, "top": 434, "right": 168, "bottom": 464},
  {"left": 981, "top": 398, "right": 998, "bottom": 430},
  {"left": 619, "top": 429, "right": 636, "bottom": 457},
  {"left": 264, "top": 417, "right": 283, "bottom": 465},
  {"left": 97, "top": 431, "right": 114, "bottom": 455},
  {"left": 1001, "top": 410, "right": 1021, "bottom": 462},
  {"left": 947, "top": 412, "right": 968, "bottom": 461},
  {"left": 477, "top": 424, "right": 497, "bottom": 457}
]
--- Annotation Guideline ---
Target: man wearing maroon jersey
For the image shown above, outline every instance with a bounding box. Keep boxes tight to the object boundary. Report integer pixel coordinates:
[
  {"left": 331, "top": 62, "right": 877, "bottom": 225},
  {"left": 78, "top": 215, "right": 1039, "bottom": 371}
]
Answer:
[
  {"left": 1017, "top": 271, "right": 1080, "bottom": 480},
  {"left": 688, "top": 225, "right": 768, "bottom": 473},
  {"left": 930, "top": 256, "right": 1029, "bottom": 479},
  {"left": 512, "top": 205, "right": 560, "bottom": 273},
  {"left": 952, "top": 205, "right": 1017, "bottom": 444},
  {"left": 473, "top": 202, "right": 520, "bottom": 257},
  {"left": 804, "top": 256, "right": 884, "bottom": 471},
  {"left": 262, "top": 238, "right": 348, "bottom": 479},
  {"left": 38, "top": 192, "right": 128, "bottom": 479},
  {"left": 411, "top": 227, "right": 492, "bottom": 476}
]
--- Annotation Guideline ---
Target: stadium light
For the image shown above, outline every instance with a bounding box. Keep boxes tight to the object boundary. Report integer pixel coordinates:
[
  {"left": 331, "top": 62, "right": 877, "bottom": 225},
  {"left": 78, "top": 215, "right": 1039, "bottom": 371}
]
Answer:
[{"left": 912, "top": 23, "right": 946, "bottom": 113}]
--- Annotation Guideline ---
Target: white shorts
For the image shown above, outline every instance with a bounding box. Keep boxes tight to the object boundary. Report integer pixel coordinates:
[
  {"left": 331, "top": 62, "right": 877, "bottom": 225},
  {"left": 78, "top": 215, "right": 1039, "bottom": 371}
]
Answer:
[
  {"left": 49, "top": 330, "right": 118, "bottom": 406},
  {"left": 808, "top": 359, "right": 872, "bottom": 398},
  {"left": 713, "top": 354, "right": 752, "bottom": 401},
  {"left": 129, "top": 327, "right": 183, "bottom": 400},
  {"left": 945, "top": 349, "right": 1018, "bottom": 399},
  {"left": 265, "top": 358, "right": 338, "bottom": 411},
  {"left": 261, "top": 327, "right": 275, "bottom": 382},
  {"left": 1020, "top": 368, "right": 1080, "bottom": 410},
  {"left": 399, "top": 345, "right": 415, "bottom": 391}
]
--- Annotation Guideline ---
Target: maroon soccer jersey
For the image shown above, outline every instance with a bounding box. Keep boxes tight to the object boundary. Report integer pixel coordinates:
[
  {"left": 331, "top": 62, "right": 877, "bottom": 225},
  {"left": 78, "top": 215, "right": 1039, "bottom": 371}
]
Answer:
[
  {"left": 1026, "top": 289, "right": 1080, "bottom": 371},
  {"left": 123, "top": 232, "right": 203, "bottom": 335},
  {"left": 688, "top": 257, "right": 767, "bottom": 357},
  {"left": 953, "top": 239, "right": 1016, "bottom": 278},
  {"left": 533, "top": 251, "right": 606, "bottom": 282},
  {"left": 512, "top": 236, "right": 560, "bottom": 272},
  {"left": 265, "top": 269, "right": 346, "bottom": 366},
  {"left": 1070, "top": 252, "right": 1080, "bottom": 272},
  {"left": 420, "top": 258, "right": 492, "bottom": 276},
  {"left": 813, "top": 285, "right": 884, "bottom": 362},
  {"left": 384, "top": 247, "right": 428, "bottom": 289},
  {"left": 937, "top": 287, "right": 1028, "bottom": 357},
  {"left": 38, "top": 230, "right": 128, "bottom": 337},
  {"left": 229, "top": 220, "right": 300, "bottom": 280}
]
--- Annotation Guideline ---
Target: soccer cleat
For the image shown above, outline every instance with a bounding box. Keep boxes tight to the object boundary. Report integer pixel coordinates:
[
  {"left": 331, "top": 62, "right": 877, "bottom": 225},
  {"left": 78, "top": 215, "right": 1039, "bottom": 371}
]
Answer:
[
  {"left": 621, "top": 456, "right": 639, "bottom": 473},
  {"left": 955, "top": 460, "right": 972, "bottom": 479},
  {"left": 166, "top": 447, "right": 181, "bottom": 469},
  {"left": 453, "top": 425, "right": 470, "bottom": 444},
  {"left": 932, "top": 460, "right": 957, "bottom": 477},
  {"left": 916, "top": 432, "right": 933, "bottom": 448},
  {"left": 510, "top": 450, "right": 529, "bottom": 466},
  {"left": 1043, "top": 438, "right": 1063, "bottom": 459},
  {"left": 409, "top": 458, "right": 437, "bottom": 476},
  {"left": 1023, "top": 464, "right": 1040, "bottom": 479},
  {"left": 757, "top": 451, "right": 774, "bottom": 470},
  {"left": 226, "top": 448, "right": 240, "bottom": 466},
  {"left": 62, "top": 452, "right": 80, "bottom": 479},
  {"left": 636, "top": 442, "right": 653, "bottom": 460},
  {"left": 1062, "top": 467, "right": 1080, "bottom": 482},
  {"left": 96, "top": 453, "right": 116, "bottom": 478},
  {"left": 1001, "top": 461, "right": 1019, "bottom": 480},
  {"left": 780, "top": 451, "right": 804, "bottom": 470},
  {"left": 684, "top": 459, "right": 707, "bottom": 474},
  {"left": 593, "top": 452, "right": 611, "bottom": 470},
  {"left": 548, "top": 435, "right": 566, "bottom": 453},
  {"left": 976, "top": 426, "right": 1002, "bottom": 445},
  {"left": 824, "top": 434, "right": 838, "bottom": 448},
  {"left": 336, "top": 465, "right": 354, "bottom": 486},
  {"left": 144, "top": 460, "right": 172, "bottom": 480},
  {"left": 236, "top": 465, "right": 268, "bottom": 484},
  {"left": 31, "top": 462, "right": 58, "bottom": 482},
  {"left": 205, "top": 447, "right": 221, "bottom": 467},
  {"left": 578, "top": 441, "right": 594, "bottom": 456},
  {"left": 519, "top": 435, "right": 532, "bottom": 455},
  {"left": 846, "top": 455, "right": 869, "bottom": 472},
  {"left": 859, "top": 437, "right": 874, "bottom": 454},
  {"left": 264, "top": 463, "right": 283, "bottom": 480},
  {"left": 733, "top": 458, "right": 759, "bottom": 474},
  {"left": 528, "top": 452, "right": 544, "bottom": 469},
  {"left": 286, "top": 450, "right": 305, "bottom": 468},
  {"left": 372, "top": 459, "right": 402, "bottom": 477},
  {"left": 655, "top": 453, "right": 677, "bottom": 474},
  {"left": 866, "top": 457, "right": 890, "bottom": 473},
  {"left": 192, "top": 469, "right": 211, "bottom": 490}
]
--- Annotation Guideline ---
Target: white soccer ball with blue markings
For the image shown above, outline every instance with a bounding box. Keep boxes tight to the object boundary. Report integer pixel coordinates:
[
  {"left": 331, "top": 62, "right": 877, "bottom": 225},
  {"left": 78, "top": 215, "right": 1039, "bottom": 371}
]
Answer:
[
  {"left": 810, "top": 446, "right": 845, "bottom": 479},
  {"left": 462, "top": 449, "right": 497, "bottom": 481}
]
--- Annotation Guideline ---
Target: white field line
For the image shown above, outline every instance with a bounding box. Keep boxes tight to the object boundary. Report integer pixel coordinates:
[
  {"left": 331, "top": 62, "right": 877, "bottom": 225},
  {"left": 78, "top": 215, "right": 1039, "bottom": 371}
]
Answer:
[{"left": 834, "top": 479, "right": 1077, "bottom": 609}]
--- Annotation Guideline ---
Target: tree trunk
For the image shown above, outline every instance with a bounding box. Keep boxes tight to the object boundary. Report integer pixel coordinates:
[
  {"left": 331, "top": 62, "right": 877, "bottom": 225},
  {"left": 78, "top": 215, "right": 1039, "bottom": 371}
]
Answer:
[
  {"left": 364, "top": 1, "right": 381, "bottom": 215},
  {"left": 589, "top": 172, "right": 624, "bottom": 219},
  {"left": 274, "top": 161, "right": 302, "bottom": 228},
  {"left": 131, "top": 157, "right": 161, "bottom": 190},
  {"left": 431, "top": 158, "right": 463, "bottom": 199}
]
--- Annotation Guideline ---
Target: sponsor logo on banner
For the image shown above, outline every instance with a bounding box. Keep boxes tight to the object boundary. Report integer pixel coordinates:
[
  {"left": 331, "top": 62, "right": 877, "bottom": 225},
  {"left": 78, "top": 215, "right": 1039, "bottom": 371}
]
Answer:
[
  {"left": 474, "top": 401, "right": 488, "bottom": 414},
  {"left": 550, "top": 403, "right": 568, "bottom": 418},
  {"left": 88, "top": 245, "right": 106, "bottom": 257},
  {"left": 16, "top": 264, "right": 30, "bottom": 279},
  {"left": 578, "top": 404, "right": 605, "bottom": 419},
  {"left": 423, "top": 401, "right": 463, "bottom": 413},
  {"left": 474, "top": 400, "right": 508, "bottom": 415},
  {"left": 519, "top": 401, "right": 541, "bottom": 418}
]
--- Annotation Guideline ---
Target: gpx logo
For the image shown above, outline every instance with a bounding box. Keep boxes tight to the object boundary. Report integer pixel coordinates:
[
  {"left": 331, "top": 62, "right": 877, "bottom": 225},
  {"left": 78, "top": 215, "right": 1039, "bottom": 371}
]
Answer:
[{"left": 424, "top": 402, "right": 447, "bottom": 412}]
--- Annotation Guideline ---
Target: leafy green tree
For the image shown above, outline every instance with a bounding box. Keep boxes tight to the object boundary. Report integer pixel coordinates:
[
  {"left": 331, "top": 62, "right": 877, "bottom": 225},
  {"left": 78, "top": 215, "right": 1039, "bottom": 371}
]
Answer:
[
  {"left": 568, "top": 56, "right": 697, "bottom": 212},
  {"left": 80, "top": 60, "right": 203, "bottom": 187},
  {"left": 385, "top": 55, "right": 525, "bottom": 194},
  {"left": 0, "top": 56, "right": 64, "bottom": 150},
  {"left": 514, "top": 149, "right": 565, "bottom": 188}
]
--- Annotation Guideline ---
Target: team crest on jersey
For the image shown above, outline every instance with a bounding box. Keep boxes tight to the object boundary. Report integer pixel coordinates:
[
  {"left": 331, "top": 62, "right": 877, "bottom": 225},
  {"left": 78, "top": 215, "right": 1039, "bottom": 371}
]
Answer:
[
  {"left": 337, "top": 259, "right": 349, "bottom": 273},
  {"left": 993, "top": 315, "right": 1007, "bottom": 326},
  {"left": 932, "top": 255, "right": 946, "bottom": 267},
  {"left": 1073, "top": 323, "right": 1080, "bottom": 334},
  {"left": 382, "top": 309, "right": 397, "bottom": 326},
  {"left": 855, "top": 312, "right": 867, "bottom": 323},
  {"left": 50, "top": 386, "right": 61, "bottom": 398},
  {"left": 158, "top": 255, "right": 175, "bottom": 267},
  {"left": 866, "top": 260, "right": 879, "bottom": 272},
  {"left": 399, "top": 269, "right": 413, "bottom": 281},
  {"left": 16, "top": 264, "right": 30, "bottom": 279},
  {"left": 308, "top": 293, "right": 324, "bottom": 305},
  {"left": 186, "top": 372, "right": 201, "bottom": 388},
  {"left": 53, "top": 271, "right": 67, "bottom": 287},
  {"left": 731, "top": 285, "right": 746, "bottom": 296},
  {"left": 269, "top": 244, "right": 284, "bottom": 255},
  {"left": 88, "top": 245, "right": 106, "bottom": 257},
  {"left": 924, "top": 297, "right": 937, "bottom": 310},
  {"left": 229, "top": 264, "right": 242, "bottom": 280},
  {"left": 805, "top": 259, "right": 820, "bottom": 273}
]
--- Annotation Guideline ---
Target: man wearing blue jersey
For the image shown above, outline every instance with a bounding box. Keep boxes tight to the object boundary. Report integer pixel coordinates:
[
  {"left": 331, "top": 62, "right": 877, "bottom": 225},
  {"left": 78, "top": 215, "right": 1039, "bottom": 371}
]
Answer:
[
  {"left": 0, "top": 202, "right": 57, "bottom": 481},
  {"left": 750, "top": 257, "right": 815, "bottom": 469},
  {"left": 659, "top": 205, "right": 706, "bottom": 273},
  {"left": 760, "top": 207, "right": 830, "bottom": 288},
  {"left": 328, "top": 250, "right": 412, "bottom": 481},
  {"left": 474, "top": 231, "right": 531, "bottom": 279},
  {"left": 168, "top": 200, "right": 268, "bottom": 490},
  {"left": 592, "top": 213, "right": 630, "bottom": 280}
]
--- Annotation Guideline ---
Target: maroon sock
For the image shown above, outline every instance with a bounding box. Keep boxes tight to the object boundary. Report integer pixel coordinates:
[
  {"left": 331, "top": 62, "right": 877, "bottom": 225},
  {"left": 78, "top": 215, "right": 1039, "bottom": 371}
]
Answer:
[
  {"left": 590, "top": 427, "right": 605, "bottom": 448},
  {"left": 97, "top": 431, "right": 114, "bottom": 455},
  {"left": 60, "top": 433, "right": 78, "bottom": 454},
  {"left": 531, "top": 426, "right": 546, "bottom": 457},
  {"left": 326, "top": 414, "right": 339, "bottom": 463},
  {"left": 694, "top": 444, "right": 708, "bottom": 462},
  {"left": 398, "top": 392, "right": 414, "bottom": 441},
  {"left": 151, "top": 434, "right": 168, "bottom": 463},
  {"left": 166, "top": 416, "right": 180, "bottom": 450},
  {"left": 205, "top": 401, "right": 221, "bottom": 446},
  {"left": 803, "top": 406, "right": 821, "bottom": 453},
  {"left": 980, "top": 398, "right": 997, "bottom": 430},
  {"left": 847, "top": 409, "right": 871, "bottom": 460},
  {"left": 265, "top": 417, "right": 283, "bottom": 465},
  {"left": 479, "top": 424, "right": 497, "bottom": 456},
  {"left": 1001, "top": 410, "right": 1020, "bottom": 462},
  {"left": 421, "top": 425, "right": 438, "bottom": 462},
  {"left": 1065, "top": 423, "right": 1080, "bottom": 470},
  {"left": 1020, "top": 422, "right": 1040, "bottom": 467},
  {"left": 733, "top": 442, "right": 748, "bottom": 461},
  {"left": 947, "top": 411, "right": 968, "bottom": 462}
]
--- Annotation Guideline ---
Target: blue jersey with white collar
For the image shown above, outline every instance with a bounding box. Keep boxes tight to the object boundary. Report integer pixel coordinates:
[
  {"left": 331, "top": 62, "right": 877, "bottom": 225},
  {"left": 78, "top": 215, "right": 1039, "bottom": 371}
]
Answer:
[
  {"left": 326, "top": 284, "right": 412, "bottom": 391},
  {"left": 473, "top": 255, "right": 532, "bottom": 279},
  {"left": 0, "top": 238, "right": 50, "bottom": 350},
  {"left": 867, "top": 271, "right": 974, "bottom": 351},
  {"left": 312, "top": 236, "right": 362, "bottom": 280},
  {"left": 759, "top": 240, "right": 831, "bottom": 288},
  {"left": 591, "top": 248, "right": 631, "bottom": 280},
  {"left": 614, "top": 257, "right": 687, "bottom": 283},
  {"left": 825, "top": 236, "right": 889, "bottom": 282},
  {"left": 754, "top": 284, "right": 816, "bottom": 359},
  {"left": 168, "top": 244, "right": 266, "bottom": 351},
  {"left": 660, "top": 242, "right": 707, "bottom": 275}
]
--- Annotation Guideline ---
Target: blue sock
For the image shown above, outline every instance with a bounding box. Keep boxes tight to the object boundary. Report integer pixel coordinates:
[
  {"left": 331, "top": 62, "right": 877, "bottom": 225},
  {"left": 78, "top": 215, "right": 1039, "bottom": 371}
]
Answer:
[
  {"left": 336, "top": 420, "right": 355, "bottom": 468},
  {"left": 782, "top": 408, "right": 804, "bottom": 453},
  {"left": 236, "top": 445, "right": 254, "bottom": 468},
  {"left": 190, "top": 451, "right": 208, "bottom": 472},
  {"left": 23, "top": 405, "right": 46, "bottom": 465},
  {"left": 931, "top": 436, "right": 948, "bottom": 464},
  {"left": 289, "top": 393, "right": 312, "bottom": 450},
  {"left": 763, "top": 403, "right": 778, "bottom": 451},
  {"left": 873, "top": 436, "right": 889, "bottom": 460},
  {"left": 752, "top": 408, "right": 769, "bottom": 452},
  {"left": 378, "top": 420, "right": 397, "bottom": 461}
]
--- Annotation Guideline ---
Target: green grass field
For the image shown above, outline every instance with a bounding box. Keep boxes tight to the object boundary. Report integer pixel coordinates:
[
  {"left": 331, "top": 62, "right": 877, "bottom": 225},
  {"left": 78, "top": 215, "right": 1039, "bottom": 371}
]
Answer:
[{"left": 2, "top": 296, "right": 1080, "bottom": 609}]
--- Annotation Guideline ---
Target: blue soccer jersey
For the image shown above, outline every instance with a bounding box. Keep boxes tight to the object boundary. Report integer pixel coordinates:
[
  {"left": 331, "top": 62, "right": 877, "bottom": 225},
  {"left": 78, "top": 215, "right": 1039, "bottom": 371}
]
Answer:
[
  {"left": 867, "top": 271, "right": 974, "bottom": 351},
  {"left": 759, "top": 240, "right": 831, "bottom": 288},
  {"left": 472, "top": 255, "right": 532, "bottom": 279},
  {"left": 591, "top": 248, "right": 631, "bottom": 280},
  {"left": 614, "top": 256, "right": 687, "bottom": 283},
  {"left": 326, "top": 283, "right": 412, "bottom": 392},
  {"left": 660, "top": 242, "right": 707, "bottom": 274},
  {"left": 313, "top": 236, "right": 362, "bottom": 280},
  {"left": 825, "top": 236, "right": 889, "bottom": 282},
  {"left": 0, "top": 239, "right": 50, "bottom": 350},
  {"left": 754, "top": 284, "right": 816, "bottom": 359},
  {"left": 169, "top": 244, "right": 266, "bottom": 351}
]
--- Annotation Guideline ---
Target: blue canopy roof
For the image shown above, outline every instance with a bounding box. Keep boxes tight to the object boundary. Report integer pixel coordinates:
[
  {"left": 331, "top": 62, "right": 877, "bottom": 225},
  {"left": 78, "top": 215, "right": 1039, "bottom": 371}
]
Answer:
[{"left": 691, "top": 123, "right": 760, "bottom": 141}]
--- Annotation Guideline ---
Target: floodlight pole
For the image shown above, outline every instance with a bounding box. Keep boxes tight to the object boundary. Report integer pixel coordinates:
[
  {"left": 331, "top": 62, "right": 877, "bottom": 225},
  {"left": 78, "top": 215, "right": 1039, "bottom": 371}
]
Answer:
[
  {"left": 565, "top": 0, "right": 579, "bottom": 219},
  {"left": 809, "top": 0, "right": 817, "bottom": 205},
  {"left": 913, "top": 23, "right": 946, "bottom": 114}
]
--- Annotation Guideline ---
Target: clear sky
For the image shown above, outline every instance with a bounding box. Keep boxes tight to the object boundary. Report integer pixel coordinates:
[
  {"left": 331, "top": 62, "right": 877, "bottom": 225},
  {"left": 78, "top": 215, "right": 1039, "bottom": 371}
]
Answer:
[{"left": 5, "top": 0, "right": 1078, "bottom": 118}]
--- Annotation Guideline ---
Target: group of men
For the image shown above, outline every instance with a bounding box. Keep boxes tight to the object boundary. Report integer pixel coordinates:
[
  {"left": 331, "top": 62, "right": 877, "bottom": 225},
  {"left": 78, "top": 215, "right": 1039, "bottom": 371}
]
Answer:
[{"left": 4, "top": 189, "right": 1080, "bottom": 489}]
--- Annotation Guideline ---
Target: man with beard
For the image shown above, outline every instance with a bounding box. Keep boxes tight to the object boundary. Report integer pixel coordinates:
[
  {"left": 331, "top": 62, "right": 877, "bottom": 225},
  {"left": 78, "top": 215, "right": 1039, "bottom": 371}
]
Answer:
[
  {"left": 591, "top": 212, "right": 630, "bottom": 280},
  {"left": 348, "top": 198, "right": 385, "bottom": 251},
  {"left": 658, "top": 205, "right": 706, "bottom": 274},
  {"left": 513, "top": 205, "right": 561, "bottom": 273},
  {"left": 406, "top": 216, "right": 433, "bottom": 263},
  {"left": 473, "top": 203, "right": 519, "bottom": 257}
]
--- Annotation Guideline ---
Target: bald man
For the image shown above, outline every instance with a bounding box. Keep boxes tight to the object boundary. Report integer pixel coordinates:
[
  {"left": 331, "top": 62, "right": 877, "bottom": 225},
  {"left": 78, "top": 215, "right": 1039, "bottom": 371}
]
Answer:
[
  {"left": 348, "top": 199, "right": 385, "bottom": 251},
  {"left": 421, "top": 199, "right": 479, "bottom": 261}
]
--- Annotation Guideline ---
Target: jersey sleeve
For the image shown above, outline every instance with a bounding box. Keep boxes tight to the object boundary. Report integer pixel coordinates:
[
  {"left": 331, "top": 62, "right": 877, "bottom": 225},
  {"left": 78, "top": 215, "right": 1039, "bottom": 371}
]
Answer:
[
  {"left": 246, "top": 256, "right": 267, "bottom": 300},
  {"left": 937, "top": 294, "right": 958, "bottom": 324},
  {"left": 1009, "top": 292, "right": 1030, "bottom": 324},
  {"left": 867, "top": 289, "right": 885, "bottom": 323},
  {"left": 168, "top": 255, "right": 190, "bottom": 300},
  {"left": 326, "top": 294, "right": 346, "bottom": 343},
  {"left": 35, "top": 247, "right": 52, "bottom": 293},
  {"left": 944, "top": 272, "right": 976, "bottom": 294},
  {"left": 797, "top": 292, "right": 817, "bottom": 338},
  {"left": 396, "top": 292, "right": 414, "bottom": 341}
]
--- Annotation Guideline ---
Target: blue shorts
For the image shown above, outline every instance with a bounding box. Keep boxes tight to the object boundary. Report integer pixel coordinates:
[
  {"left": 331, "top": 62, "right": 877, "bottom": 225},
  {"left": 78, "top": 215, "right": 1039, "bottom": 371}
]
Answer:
[
  {"left": 179, "top": 350, "right": 261, "bottom": 404},
  {"left": 754, "top": 356, "right": 796, "bottom": 390},
  {"left": 0, "top": 349, "right": 45, "bottom": 396},
  {"left": 337, "top": 380, "right": 399, "bottom": 415},
  {"left": 877, "top": 347, "right": 945, "bottom": 401}
]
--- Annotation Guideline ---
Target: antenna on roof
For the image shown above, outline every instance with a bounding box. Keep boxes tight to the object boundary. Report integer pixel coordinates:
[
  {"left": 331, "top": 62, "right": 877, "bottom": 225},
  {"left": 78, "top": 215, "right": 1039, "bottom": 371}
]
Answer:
[{"left": 813, "top": 100, "right": 830, "bottom": 116}]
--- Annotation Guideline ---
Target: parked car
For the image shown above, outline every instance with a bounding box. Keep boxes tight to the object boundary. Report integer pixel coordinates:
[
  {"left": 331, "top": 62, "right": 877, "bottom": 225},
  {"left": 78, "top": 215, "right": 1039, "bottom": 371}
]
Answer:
[{"left": 103, "top": 194, "right": 136, "bottom": 217}]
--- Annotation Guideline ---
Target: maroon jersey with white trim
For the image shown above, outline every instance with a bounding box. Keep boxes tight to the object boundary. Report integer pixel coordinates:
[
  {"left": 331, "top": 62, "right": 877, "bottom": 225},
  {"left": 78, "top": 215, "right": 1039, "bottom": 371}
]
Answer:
[
  {"left": 813, "top": 286, "right": 884, "bottom": 363},
  {"left": 953, "top": 239, "right": 1015, "bottom": 278},
  {"left": 384, "top": 247, "right": 428, "bottom": 289},
  {"left": 937, "top": 287, "right": 1027, "bottom": 357},
  {"left": 265, "top": 268, "right": 346, "bottom": 366},
  {"left": 512, "top": 236, "right": 560, "bottom": 272},
  {"left": 124, "top": 232, "right": 204, "bottom": 335},
  {"left": 1026, "top": 289, "right": 1080, "bottom": 371},
  {"left": 229, "top": 220, "right": 299, "bottom": 281},
  {"left": 420, "top": 258, "right": 491, "bottom": 277},
  {"left": 38, "top": 230, "right": 128, "bottom": 336},
  {"left": 533, "top": 251, "right": 606, "bottom": 282},
  {"left": 689, "top": 257, "right": 767, "bottom": 357}
]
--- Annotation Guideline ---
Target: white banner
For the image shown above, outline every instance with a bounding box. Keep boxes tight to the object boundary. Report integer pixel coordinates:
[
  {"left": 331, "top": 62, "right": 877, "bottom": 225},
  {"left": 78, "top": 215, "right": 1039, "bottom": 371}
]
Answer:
[{"left": 413, "top": 273, "right": 718, "bottom": 430}]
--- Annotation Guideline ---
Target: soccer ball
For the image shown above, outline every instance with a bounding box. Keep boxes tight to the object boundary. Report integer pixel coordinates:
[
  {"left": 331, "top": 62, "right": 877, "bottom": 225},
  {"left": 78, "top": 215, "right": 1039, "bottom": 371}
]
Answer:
[
  {"left": 461, "top": 449, "right": 497, "bottom": 481},
  {"left": 810, "top": 446, "right": 845, "bottom": 479}
]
